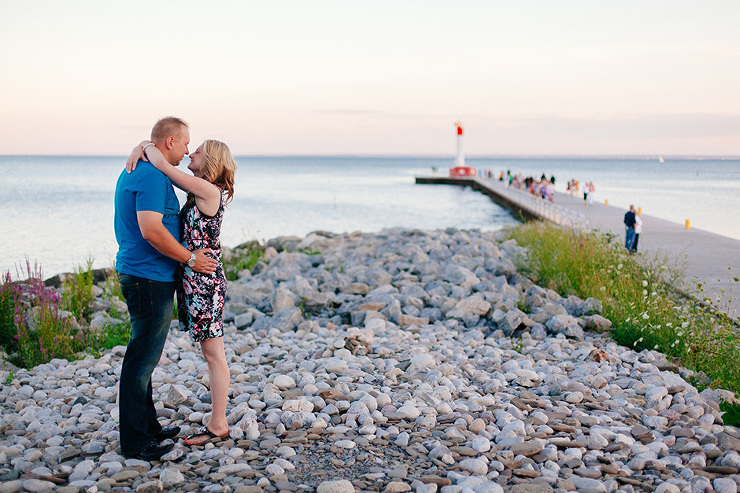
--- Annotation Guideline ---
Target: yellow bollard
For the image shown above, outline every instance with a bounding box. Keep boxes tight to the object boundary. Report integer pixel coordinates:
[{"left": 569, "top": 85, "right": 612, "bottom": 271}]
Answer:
[
  {"left": 685, "top": 219, "right": 691, "bottom": 229},
  {"left": 604, "top": 199, "right": 608, "bottom": 206},
  {"left": 638, "top": 207, "right": 642, "bottom": 215}
]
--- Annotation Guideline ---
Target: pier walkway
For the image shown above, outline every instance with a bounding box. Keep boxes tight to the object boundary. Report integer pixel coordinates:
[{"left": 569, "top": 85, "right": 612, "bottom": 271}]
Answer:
[{"left": 416, "top": 175, "right": 739, "bottom": 319}]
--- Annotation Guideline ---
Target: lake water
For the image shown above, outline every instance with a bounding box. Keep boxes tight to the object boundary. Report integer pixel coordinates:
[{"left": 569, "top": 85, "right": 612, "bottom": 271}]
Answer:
[{"left": 1, "top": 155, "right": 738, "bottom": 278}]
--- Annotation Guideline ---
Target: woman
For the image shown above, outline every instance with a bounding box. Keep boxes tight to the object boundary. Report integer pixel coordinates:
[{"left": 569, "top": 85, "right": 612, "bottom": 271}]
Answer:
[
  {"left": 632, "top": 211, "right": 643, "bottom": 254},
  {"left": 127, "top": 139, "right": 236, "bottom": 446}
]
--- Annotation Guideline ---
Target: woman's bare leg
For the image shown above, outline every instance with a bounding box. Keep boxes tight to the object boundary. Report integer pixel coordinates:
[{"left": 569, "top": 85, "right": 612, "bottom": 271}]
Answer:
[{"left": 188, "top": 336, "right": 229, "bottom": 445}]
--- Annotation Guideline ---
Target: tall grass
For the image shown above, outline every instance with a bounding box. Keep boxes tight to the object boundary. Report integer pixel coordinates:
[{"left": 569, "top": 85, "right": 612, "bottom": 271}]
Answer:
[
  {"left": 224, "top": 241, "right": 265, "bottom": 281},
  {"left": 0, "top": 271, "right": 23, "bottom": 350},
  {"left": 0, "top": 259, "right": 131, "bottom": 368},
  {"left": 63, "top": 256, "right": 95, "bottom": 323},
  {"left": 1, "top": 260, "right": 77, "bottom": 366},
  {"left": 509, "top": 221, "right": 740, "bottom": 392}
]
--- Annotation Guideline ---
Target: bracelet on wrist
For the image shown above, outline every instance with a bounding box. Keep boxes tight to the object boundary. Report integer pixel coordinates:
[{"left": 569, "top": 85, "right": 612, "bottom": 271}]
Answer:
[{"left": 142, "top": 142, "right": 155, "bottom": 152}]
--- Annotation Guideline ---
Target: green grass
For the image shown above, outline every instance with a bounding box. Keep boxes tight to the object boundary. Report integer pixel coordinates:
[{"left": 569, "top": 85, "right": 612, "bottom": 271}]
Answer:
[
  {"left": 63, "top": 256, "right": 95, "bottom": 323},
  {"left": 720, "top": 401, "right": 740, "bottom": 426},
  {"left": 6, "top": 260, "right": 78, "bottom": 367},
  {"left": 508, "top": 221, "right": 740, "bottom": 393},
  {"left": 101, "top": 269, "right": 124, "bottom": 304},
  {"left": 0, "top": 259, "right": 132, "bottom": 368},
  {"left": 88, "top": 321, "right": 131, "bottom": 354},
  {"left": 0, "top": 271, "right": 22, "bottom": 350},
  {"left": 224, "top": 241, "right": 265, "bottom": 281}
]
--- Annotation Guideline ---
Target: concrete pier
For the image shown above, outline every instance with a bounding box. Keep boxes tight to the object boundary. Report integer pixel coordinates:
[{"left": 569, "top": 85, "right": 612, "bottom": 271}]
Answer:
[{"left": 416, "top": 175, "right": 739, "bottom": 319}]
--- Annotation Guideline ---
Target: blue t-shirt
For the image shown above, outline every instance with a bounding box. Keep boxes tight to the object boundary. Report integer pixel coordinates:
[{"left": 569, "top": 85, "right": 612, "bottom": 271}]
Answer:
[{"left": 114, "top": 160, "right": 181, "bottom": 281}]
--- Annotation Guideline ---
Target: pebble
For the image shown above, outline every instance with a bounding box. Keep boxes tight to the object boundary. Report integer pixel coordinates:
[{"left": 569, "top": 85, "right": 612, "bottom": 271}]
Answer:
[
  {"left": 384, "top": 482, "right": 411, "bottom": 493},
  {"left": 21, "top": 480, "right": 57, "bottom": 493},
  {"left": 715, "top": 478, "right": 739, "bottom": 493},
  {"left": 317, "top": 480, "right": 355, "bottom": 493},
  {"left": 569, "top": 477, "right": 607, "bottom": 493},
  {"left": 136, "top": 480, "right": 164, "bottom": 493},
  {"left": 0, "top": 228, "right": 734, "bottom": 493},
  {"left": 510, "top": 440, "right": 544, "bottom": 457},
  {"left": 459, "top": 458, "right": 488, "bottom": 475},
  {"left": 160, "top": 467, "right": 185, "bottom": 486}
]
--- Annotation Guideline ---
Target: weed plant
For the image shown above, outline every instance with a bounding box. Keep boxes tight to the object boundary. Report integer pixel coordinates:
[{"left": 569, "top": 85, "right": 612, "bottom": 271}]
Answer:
[
  {"left": 224, "top": 241, "right": 265, "bottom": 281},
  {"left": 101, "top": 269, "right": 124, "bottom": 304},
  {"left": 509, "top": 221, "right": 740, "bottom": 393},
  {"left": 89, "top": 321, "right": 131, "bottom": 354},
  {"left": 0, "top": 259, "right": 132, "bottom": 368},
  {"left": 63, "top": 257, "right": 95, "bottom": 323},
  {"left": 1, "top": 260, "right": 78, "bottom": 366},
  {"left": 0, "top": 271, "right": 23, "bottom": 349}
]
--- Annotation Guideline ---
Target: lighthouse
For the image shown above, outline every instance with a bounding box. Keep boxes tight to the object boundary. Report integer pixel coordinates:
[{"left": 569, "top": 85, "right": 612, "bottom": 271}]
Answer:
[
  {"left": 455, "top": 121, "right": 465, "bottom": 167},
  {"left": 449, "top": 121, "right": 477, "bottom": 178}
]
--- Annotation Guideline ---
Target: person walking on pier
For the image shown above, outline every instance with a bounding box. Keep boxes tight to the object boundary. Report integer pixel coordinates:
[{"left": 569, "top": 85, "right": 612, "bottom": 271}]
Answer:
[
  {"left": 587, "top": 182, "right": 595, "bottom": 205},
  {"left": 624, "top": 205, "right": 637, "bottom": 252},
  {"left": 632, "top": 210, "right": 643, "bottom": 254}
]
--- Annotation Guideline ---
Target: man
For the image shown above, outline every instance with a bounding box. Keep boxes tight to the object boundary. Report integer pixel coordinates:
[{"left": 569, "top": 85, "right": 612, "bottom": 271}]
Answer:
[
  {"left": 624, "top": 204, "right": 637, "bottom": 252},
  {"left": 114, "top": 117, "right": 217, "bottom": 461}
]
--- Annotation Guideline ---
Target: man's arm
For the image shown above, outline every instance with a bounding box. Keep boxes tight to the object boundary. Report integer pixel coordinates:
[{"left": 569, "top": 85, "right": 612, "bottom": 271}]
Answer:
[{"left": 138, "top": 211, "right": 217, "bottom": 274}]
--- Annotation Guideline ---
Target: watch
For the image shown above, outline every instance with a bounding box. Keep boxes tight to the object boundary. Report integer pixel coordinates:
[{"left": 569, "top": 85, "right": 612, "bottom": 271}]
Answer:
[{"left": 187, "top": 252, "right": 196, "bottom": 268}]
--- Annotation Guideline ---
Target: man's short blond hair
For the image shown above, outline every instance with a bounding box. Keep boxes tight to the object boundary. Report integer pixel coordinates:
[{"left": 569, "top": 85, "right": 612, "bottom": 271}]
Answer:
[{"left": 150, "top": 116, "right": 189, "bottom": 143}]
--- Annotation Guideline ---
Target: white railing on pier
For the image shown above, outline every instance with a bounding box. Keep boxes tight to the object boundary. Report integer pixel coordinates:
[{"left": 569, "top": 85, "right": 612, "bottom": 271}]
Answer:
[{"left": 475, "top": 178, "right": 590, "bottom": 230}]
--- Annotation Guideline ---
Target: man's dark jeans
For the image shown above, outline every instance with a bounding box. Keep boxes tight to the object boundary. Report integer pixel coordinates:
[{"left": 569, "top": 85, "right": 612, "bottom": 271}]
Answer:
[
  {"left": 118, "top": 273, "right": 175, "bottom": 456},
  {"left": 625, "top": 226, "right": 636, "bottom": 251}
]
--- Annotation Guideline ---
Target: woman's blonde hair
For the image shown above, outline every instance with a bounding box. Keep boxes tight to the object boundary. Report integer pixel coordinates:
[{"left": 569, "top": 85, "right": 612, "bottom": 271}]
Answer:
[{"left": 186, "top": 139, "right": 236, "bottom": 207}]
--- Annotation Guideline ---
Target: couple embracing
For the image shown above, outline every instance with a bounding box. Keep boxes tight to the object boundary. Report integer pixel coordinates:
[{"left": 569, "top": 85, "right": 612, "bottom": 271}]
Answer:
[{"left": 114, "top": 117, "right": 236, "bottom": 460}]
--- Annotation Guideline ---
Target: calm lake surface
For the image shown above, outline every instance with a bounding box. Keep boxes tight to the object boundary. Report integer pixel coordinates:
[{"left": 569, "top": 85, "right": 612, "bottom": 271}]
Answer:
[{"left": 1, "top": 155, "right": 738, "bottom": 278}]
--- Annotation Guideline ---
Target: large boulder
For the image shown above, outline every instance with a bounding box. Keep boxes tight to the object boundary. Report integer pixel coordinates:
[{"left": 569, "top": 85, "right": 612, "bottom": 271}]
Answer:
[
  {"left": 580, "top": 314, "right": 612, "bottom": 332},
  {"left": 272, "top": 286, "right": 298, "bottom": 313},
  {"left": 273, "top": 307, "right": 304, "bottom": 332},
  {"left": 453, "top": 296, "right": 492, "bottom": 316},
  {"left": 443, "top": 264, "right": 480, "bottom": 289},
  {"left": 545, "top": 314, "right": 584, "bottom": 340},
  {"left": 492, "top": 309, "right": 524, "bottom": 336}
]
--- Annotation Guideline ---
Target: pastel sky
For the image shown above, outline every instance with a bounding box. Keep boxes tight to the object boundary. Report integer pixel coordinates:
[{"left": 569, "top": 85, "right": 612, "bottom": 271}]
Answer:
[{"left": 1, "top": 1, "right": 739, "bottom": 156}]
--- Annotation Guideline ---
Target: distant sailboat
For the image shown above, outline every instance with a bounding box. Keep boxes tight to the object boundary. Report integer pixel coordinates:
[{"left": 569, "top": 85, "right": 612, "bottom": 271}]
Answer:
[{"left": 658, "top": 156, "right": 665, "bottom": 163}]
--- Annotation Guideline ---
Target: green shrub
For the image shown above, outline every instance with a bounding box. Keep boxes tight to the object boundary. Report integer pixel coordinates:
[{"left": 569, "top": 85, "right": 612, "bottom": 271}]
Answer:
[
  {"left": 89, "top": 321, "right": 131, "bottom": 354},
  {"left": 63, "top": 257, "right": 95, "bottom": 323},
  {"left": 101, "top": 269, "right": 124, "bottom": 302},
  {"left": 3, "top": 260, "right": 81, "bottom": 367},
  {"left": 224, "top": 242, "right": 265, "bottom": 281},
  {"left": 720, "top": 401, "right": 740, "bottom": 427},
  {"left": 0, "top": 259, "right": 129, "bottom": 369},
  {"left": 508, "top": 221, "right": 740, "bottom": 393},
  {"left": 0, "top": 272, "right": 23, "bottom": 349}
]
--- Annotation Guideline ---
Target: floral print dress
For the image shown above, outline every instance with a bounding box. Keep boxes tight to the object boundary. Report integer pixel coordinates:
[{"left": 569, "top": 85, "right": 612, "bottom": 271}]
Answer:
[{"left": 177, "top": 189, "right": 227, "bottom": 342}]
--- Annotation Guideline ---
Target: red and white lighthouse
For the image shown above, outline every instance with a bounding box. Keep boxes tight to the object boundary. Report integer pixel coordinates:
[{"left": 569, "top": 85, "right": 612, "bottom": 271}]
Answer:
[
  {"left": 455, "top": 121, "right": 465, "bottom": 167},
  {"left": 449, "top": 121, "right": 477, "bottom": 178}
]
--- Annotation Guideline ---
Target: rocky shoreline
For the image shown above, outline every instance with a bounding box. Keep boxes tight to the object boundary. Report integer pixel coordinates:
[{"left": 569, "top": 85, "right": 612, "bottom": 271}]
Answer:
[{"left": 2, "top": 228, "right": 740, "bottom": 493}]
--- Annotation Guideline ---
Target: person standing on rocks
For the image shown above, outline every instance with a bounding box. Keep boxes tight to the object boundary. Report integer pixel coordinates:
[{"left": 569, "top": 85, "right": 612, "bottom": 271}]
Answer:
[
  {"left": 115, "top": 117, "right": 218, "bottom": 461},
  {"left": 127, "top": 137, "right": 236, "bottom": 446},
  {"left": 624, "top": 204, "right": 637, "bottom": 252}
]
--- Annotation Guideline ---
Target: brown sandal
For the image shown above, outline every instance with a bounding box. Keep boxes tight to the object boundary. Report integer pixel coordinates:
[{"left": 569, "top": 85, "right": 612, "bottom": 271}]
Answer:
[{"left": 184, "top": 426, "right": 228, "bottom": 446}]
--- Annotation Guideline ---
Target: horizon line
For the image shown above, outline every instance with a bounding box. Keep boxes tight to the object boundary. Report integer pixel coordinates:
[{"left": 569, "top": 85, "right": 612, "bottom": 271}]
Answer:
[{"left": 2, "top": 153, "right": 739, "bottom": 160}]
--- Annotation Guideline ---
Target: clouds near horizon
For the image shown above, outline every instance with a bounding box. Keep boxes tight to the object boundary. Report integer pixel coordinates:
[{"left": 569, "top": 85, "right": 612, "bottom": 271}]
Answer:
[{"left": 1, "top": 1, "right": 738, "bottom": 156}]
